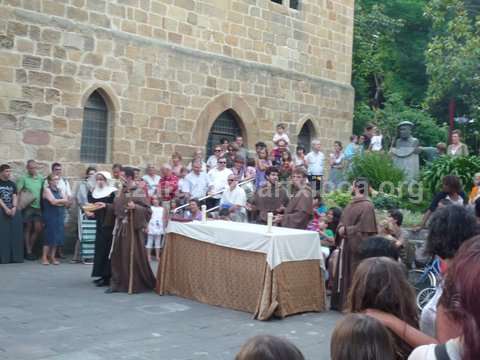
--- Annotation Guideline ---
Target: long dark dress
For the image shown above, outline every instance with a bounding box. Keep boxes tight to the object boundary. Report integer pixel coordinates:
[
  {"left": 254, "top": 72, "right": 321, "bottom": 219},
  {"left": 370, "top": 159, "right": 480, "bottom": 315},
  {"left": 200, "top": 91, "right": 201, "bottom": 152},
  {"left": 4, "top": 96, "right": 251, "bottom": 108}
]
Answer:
[
  {"left": 0, "top": 180, "right": 23, "bottom": 263},
  {"left": 42, "top": 188, "right": 65, "bottom": 246},
  {"left": 89, "top": 192, "right": 115, "bottom": 279},
  {"left": 330, "top": 197, "right": 377, "bottom": 311},
  {"left": 108, "top": 186, "right": 155, "bottom": 293}
]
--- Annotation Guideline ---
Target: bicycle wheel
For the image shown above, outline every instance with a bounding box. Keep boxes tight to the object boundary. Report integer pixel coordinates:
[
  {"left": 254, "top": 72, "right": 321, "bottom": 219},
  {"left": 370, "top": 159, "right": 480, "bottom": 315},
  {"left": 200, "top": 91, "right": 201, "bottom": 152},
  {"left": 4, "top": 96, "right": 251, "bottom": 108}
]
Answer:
[
  {"left": 417, "top": 287, "right": 436, "bottom": 311},
  {"left": 408, "top": 269, "right": 431, "bottom": 293}
]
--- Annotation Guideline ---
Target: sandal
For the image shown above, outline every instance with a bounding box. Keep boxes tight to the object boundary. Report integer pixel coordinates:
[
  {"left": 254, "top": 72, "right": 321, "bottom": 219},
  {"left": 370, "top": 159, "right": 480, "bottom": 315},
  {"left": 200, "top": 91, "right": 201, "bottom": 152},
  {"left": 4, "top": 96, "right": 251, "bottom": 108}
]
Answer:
[{"left": 41, "top": 260, "right": 50, "bottom": 265}]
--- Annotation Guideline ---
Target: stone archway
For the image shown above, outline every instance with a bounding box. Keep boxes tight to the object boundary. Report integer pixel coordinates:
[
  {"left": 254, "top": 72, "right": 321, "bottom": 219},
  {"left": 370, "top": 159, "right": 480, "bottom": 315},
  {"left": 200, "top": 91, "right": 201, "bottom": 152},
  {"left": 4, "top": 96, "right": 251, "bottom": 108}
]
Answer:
[
  {"left": 297, "top": 118, "right": 317, "bottom": 153},
  {"left": 80, "top": 85, "right": 119, "bottom": 163},
  {"left": 192, "top": 94, "right": 258, "bottom": 153}
]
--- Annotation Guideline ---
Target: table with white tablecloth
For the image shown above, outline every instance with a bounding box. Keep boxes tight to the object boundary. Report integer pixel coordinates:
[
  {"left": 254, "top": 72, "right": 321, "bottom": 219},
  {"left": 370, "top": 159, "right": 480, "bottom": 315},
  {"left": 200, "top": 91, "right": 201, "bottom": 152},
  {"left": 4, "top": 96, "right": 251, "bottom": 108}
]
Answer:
[{"left": 155, "top": 220, "right": 327, "bottom": 320}]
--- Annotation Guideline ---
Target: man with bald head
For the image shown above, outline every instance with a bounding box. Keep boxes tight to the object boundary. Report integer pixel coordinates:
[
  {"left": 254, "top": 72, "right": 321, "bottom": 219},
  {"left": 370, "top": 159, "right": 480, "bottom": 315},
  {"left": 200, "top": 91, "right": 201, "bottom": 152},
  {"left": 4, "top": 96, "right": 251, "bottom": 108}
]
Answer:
[{"left": 157, "top": 164, "right": 178, "bottom": 212}]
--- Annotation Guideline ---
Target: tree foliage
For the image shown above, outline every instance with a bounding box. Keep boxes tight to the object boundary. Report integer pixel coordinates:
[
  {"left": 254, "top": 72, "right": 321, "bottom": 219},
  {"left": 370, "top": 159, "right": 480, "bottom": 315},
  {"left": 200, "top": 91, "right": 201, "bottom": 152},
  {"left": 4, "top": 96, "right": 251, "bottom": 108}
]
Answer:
[{"left": 424, "top": 0, "right": 480, "bottom": 122}]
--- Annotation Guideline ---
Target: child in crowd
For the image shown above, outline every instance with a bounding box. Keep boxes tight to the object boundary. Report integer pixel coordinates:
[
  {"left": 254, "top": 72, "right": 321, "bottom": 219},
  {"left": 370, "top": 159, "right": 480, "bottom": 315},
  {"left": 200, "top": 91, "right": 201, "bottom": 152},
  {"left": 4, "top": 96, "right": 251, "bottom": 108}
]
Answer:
[
  {"left": 330, "top": 314, "right": 395, "bottom": 360},
  {"left": 272, "top": 123, "right": 290, "bottom": 148},
  {"left": 369, "top": 127, "right": 383, "bottom": 152},
  {"left": 236, "top": 335, "right": 305, "bottom": 360},
  {"left": 146, "top": 196, "right": 167, "bottom": 261}
]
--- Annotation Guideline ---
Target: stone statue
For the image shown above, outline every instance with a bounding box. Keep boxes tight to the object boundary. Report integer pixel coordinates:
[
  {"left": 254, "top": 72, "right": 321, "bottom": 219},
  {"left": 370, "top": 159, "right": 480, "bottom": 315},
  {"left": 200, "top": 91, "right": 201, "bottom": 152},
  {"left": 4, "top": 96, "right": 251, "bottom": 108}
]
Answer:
[{"left": 390, "top": 121, "right": 420, "bottom": 181}]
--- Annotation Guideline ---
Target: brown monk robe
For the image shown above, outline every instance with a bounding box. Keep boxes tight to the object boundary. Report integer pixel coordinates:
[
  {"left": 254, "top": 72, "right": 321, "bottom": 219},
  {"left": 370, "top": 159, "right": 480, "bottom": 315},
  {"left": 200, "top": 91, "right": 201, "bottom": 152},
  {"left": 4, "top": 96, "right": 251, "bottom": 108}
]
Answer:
[
  {"left": 276, "top": 167, "right": 313, "bottom": 229},
  {"left": 330, "top": 179, "right": 377, "bottom": 311},
  {"left": 106, "top": 168, "right": 156, "bottom": 294},
  {"left": 250, "top": 167, "right": 289, "bottom": 224}
]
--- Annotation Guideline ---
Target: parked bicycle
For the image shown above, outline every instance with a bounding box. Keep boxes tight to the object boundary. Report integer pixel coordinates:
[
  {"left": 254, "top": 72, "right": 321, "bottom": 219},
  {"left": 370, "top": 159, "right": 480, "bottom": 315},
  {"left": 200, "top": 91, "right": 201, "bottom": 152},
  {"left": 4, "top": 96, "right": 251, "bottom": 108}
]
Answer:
[{"left": 408, "top": 257, "right": 441, "bottom": 310}]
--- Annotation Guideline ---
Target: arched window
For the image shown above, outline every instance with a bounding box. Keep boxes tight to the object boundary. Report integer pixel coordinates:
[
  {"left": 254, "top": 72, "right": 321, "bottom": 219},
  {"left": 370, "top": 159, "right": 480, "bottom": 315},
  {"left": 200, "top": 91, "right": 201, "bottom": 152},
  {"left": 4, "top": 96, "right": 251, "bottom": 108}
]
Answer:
[
  {"left": 206, "top": 110, "right": 242, "bottom": 156},
  {"left": 81, "top": 91, "right": 109, "bottom": 163},
  {"left": 298, "top": 120, "right": 315, "bottom": 153}
]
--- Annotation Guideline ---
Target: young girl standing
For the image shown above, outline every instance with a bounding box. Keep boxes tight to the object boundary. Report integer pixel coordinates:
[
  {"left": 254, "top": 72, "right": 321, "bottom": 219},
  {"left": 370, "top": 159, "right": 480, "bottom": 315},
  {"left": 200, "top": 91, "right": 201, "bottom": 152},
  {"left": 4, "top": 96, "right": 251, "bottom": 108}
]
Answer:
[{"left": 146, "top": 196, "right": 167, "bottom": 261}]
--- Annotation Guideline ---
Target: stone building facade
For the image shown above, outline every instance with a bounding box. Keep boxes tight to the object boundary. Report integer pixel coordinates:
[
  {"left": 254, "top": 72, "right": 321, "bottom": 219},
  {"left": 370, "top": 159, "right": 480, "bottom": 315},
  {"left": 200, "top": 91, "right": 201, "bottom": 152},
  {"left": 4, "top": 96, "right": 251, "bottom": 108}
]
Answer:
[{"left": 0, "top": 0, "right": 355, "bottom": 177}]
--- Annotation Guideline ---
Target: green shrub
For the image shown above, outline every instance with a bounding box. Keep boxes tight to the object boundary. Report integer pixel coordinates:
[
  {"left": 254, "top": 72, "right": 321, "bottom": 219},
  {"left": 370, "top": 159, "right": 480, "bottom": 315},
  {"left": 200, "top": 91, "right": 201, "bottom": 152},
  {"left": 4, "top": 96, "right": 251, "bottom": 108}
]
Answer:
[
  {"left": 348, "top": 152, "right": 406, "bottom": 190},
  {"left": 372, "top": 192, "right": 401, "bottom": 210},
  {"left": 324, "top": 190, "right": 352, "bottom": 209},
  {"left": 421, "top": 155, "right": 480, "bottom": 194}
]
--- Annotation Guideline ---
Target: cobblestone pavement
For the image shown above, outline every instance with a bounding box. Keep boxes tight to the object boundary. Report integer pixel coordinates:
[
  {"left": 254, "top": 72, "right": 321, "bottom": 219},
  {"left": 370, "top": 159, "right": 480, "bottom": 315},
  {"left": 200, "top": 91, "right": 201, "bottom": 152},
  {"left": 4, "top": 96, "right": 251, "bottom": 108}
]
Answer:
[{"left": 0, "top": 261, "right": 340, "bottom": 360}]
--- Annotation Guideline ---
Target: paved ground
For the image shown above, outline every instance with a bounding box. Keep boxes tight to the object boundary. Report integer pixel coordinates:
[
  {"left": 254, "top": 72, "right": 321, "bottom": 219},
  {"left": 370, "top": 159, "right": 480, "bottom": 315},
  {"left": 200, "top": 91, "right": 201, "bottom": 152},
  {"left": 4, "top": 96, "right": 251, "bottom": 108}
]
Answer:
[{"left": 0, "top": 260, "right": 340, "bottom": 360}]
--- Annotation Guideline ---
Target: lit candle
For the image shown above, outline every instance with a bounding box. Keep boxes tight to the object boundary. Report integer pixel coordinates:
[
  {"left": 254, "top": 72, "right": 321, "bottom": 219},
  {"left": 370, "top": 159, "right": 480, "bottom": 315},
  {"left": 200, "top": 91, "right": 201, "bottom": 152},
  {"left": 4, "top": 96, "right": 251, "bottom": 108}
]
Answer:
[
  {"left": 201, "top": 205, "right": 207, "bottom": 223},
  {"left": 267, "top": 212, "right": 273, "bottom": 233}
]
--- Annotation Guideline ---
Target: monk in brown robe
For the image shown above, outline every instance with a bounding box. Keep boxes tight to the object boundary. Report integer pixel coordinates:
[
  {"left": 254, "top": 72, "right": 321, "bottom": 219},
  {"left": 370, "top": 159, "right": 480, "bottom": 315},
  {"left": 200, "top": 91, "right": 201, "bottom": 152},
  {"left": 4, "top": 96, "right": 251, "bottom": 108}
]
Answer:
[
  {"left": 249, "top": 166, "right": 289, "bottom": 224},
  {"left": 275, "top": 167, "right": 313, "bottom": 229},
  {"left": 97, "top": 167, "right": 156, "bottom": 294},
  {"left": 331, "top": 178, "right": 377, "bottom": 310}
]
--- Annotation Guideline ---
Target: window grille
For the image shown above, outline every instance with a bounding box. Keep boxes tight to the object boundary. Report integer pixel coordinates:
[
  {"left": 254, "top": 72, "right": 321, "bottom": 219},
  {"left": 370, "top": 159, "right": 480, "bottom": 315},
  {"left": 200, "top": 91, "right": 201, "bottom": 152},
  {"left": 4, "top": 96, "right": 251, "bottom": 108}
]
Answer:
[
  {"left": 206, "top": 110, "right": 242, "bottom": 156},
  {"left": 80, "top": 91, "right": 109, "bottom": 163}
]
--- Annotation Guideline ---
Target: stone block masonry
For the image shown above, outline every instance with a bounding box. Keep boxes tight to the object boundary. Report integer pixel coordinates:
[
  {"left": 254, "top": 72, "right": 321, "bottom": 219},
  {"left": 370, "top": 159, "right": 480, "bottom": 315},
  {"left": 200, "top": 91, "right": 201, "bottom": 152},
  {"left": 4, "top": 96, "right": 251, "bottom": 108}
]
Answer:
[{"left": 0, "top": 0, "right": 354, "bottom": 178}]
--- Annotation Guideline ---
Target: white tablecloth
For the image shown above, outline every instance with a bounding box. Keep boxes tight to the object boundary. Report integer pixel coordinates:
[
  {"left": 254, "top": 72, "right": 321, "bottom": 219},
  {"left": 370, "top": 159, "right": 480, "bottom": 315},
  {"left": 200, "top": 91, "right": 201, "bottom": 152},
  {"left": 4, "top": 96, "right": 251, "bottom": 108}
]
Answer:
[{"left": 166, "top": 220, "right": 326, "bottom": 270}]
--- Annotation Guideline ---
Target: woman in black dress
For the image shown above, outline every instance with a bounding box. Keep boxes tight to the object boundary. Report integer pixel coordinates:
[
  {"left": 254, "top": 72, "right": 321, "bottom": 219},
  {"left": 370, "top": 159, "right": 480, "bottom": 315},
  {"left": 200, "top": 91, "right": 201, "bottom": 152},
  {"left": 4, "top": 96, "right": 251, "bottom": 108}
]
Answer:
[{"left": 86, "top": 172, "right": 117, "bottom": 287}]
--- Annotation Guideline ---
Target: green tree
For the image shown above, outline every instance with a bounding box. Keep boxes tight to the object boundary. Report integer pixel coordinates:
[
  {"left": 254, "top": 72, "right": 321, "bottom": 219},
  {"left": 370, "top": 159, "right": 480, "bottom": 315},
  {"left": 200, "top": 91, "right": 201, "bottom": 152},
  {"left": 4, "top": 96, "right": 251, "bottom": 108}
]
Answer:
[{"left": 424, "top": 0, "right": 480, "bottom": 122}]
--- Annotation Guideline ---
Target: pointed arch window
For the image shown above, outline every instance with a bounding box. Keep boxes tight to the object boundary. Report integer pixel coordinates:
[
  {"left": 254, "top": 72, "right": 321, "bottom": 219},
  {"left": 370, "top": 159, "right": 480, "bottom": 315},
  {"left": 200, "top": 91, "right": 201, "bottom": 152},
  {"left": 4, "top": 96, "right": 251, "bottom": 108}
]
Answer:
[{"left": 81, "top": 90, "right": 109, "bottom": 163}]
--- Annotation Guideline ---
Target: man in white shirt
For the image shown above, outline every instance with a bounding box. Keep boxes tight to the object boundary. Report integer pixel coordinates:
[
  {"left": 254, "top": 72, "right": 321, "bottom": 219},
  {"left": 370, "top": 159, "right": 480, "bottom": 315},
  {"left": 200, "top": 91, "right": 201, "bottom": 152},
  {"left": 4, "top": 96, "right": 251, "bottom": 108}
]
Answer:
[
  {"left": 142, "top": 164, "right": 161, "bottom": 197},
  {"left": 305, "top": 139, "right": 325, "bottom": 193},
  {"left": 207, "top": 157, "right": 232, "bottom": 209},
  {"left": 185, "top": 161, "right": 210, "bottom": 199},
  {"left": 206, "top": 145, "right": 223, "bottom": 171},
  {"left": 220, "top": 174, "right": 247, "bottom": 222}
]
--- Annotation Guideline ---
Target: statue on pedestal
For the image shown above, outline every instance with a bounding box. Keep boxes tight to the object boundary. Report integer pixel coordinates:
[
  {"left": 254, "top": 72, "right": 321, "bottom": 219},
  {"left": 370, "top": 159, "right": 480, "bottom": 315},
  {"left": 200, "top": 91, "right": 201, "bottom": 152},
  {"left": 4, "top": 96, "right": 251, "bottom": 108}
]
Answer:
[{"left": 390, "top": 121, "right": 420, "bottom": 181}]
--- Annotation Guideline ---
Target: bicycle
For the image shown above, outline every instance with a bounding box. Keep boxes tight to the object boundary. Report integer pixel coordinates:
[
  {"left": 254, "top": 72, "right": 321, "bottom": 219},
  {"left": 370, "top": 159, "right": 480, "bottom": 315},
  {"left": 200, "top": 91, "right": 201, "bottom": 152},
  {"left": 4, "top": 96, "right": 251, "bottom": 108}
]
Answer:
[
  {"left": 416, "top": 286, "right": 437, "bottom": 311},
  {"left": 407, "top": 257, "right": 441, "bottom": 294}
]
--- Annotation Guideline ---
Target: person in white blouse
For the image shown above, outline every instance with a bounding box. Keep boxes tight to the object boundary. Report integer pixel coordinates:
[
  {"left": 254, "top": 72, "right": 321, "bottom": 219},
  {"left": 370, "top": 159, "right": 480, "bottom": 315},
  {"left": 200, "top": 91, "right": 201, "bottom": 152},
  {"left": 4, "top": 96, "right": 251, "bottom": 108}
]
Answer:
[
  {"left": 220, "top": 174, "right": 247, "bottom": 222},
  {"left": 142, "top": 164, "right": 160, "bottom": 197},
  {"left": 305, "top": 139, "right": 325, "bottom": 193}
]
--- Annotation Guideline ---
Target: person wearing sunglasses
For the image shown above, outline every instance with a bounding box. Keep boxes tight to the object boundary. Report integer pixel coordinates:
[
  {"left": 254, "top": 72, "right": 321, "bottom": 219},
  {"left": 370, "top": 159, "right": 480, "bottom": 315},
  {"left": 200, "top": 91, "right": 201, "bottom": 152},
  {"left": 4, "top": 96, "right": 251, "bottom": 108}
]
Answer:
[
  {"left": 207, "top": 157, "right": 233, "bottom": 210},
  {"left": 219, "top": 175, "right": 247, "bottom": 222},
  {"left": 207, "top": 146, "right": 224, "bottom": 172}
]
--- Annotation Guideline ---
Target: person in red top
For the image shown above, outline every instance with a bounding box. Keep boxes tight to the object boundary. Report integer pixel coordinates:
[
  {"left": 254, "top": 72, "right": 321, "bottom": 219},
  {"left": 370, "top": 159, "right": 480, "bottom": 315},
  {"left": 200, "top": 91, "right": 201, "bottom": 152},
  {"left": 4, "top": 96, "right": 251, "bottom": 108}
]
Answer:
[{"left": 157, "top": 164, "right": 178, "bottom": 212}]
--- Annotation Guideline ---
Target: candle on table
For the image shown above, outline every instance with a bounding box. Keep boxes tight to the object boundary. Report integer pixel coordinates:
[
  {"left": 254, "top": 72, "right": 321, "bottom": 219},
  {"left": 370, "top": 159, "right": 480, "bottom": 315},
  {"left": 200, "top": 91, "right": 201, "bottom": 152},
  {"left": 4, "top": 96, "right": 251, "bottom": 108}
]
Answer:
[
  {"left": 267, "top": 212, "right": 273, "bottom": 233},
  {"left": 201, "top": 205, "right": 207, "bottom": 223}
]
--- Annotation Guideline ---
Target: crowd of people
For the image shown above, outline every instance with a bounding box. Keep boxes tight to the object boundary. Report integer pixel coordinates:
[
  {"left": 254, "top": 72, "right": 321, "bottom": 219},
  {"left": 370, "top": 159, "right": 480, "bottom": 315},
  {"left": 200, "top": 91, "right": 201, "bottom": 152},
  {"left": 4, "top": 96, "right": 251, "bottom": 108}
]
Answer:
[{"left": 1, "top": 122, "right": 480, "bottom": 359}]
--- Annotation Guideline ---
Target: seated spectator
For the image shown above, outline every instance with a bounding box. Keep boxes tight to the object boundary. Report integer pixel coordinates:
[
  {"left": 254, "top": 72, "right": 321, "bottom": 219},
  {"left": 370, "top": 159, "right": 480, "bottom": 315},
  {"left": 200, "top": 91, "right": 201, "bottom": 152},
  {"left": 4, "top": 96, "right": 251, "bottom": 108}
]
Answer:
[
  {"left": 408, "top": 236, "right": 480, "bottom": 360},
  {"left": 184, "top": 198, "right": 202, "bottom": 221},
  {"left": 331, "top": 314, "right": 395, "bottom": 360},
  {"left": 346, "top": 257, "right": 418, "bottom": 359},
  {"left": 0, "top": 164, "right": 23, "bottom": 264},
  {"left": 235, "top": 335, "right": 304, "bottom": 360},
  {"left": 419, "top": 175, "right": 467, "bottom": 228},
  {"left": 358, "top": 236, "right": 400, "bottom": 262},
  {"left": 220, "top": 174, "right": 247, "bottom": 222}
]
